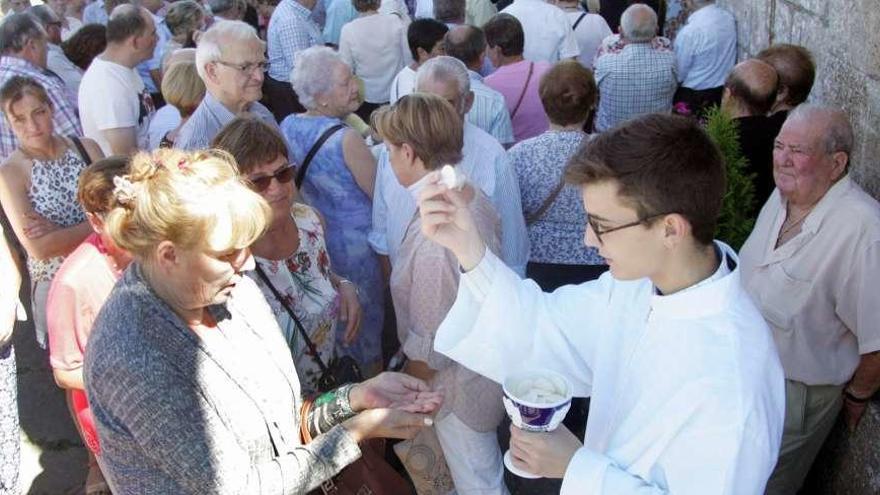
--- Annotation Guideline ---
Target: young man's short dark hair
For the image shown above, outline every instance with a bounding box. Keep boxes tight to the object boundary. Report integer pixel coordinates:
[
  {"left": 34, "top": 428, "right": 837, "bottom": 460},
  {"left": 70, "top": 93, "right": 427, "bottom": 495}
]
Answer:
[
  {"left": 407, "top": 18, "right": 448, "bottom": 61},
  {"left": 482, "top": 13, "right": 524, "bottom": 57},
  {"left": 565, "top": 114, "right": 726, "bottom": 245}
]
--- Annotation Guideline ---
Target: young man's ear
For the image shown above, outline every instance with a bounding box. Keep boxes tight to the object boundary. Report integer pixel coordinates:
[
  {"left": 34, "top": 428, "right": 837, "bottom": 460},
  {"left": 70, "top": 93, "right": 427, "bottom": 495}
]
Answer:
[
  {"left": 661, "top": 213, "right": 692, "bottom": 248},
  {"left": 415, "top": 46, "right": 429, "bottom": 63}
]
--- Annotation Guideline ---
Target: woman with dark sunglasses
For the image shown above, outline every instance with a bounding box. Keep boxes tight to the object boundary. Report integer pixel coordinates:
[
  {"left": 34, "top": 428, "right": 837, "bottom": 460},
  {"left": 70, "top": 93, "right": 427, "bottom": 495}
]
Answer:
[{"left": 212, "top": 116, "right": 363, "bottom": 396}]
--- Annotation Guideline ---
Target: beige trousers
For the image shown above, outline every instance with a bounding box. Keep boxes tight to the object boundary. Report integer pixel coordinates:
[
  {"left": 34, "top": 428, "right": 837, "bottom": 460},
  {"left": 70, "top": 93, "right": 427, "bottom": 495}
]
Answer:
[{"left": 764, "top": 380, "right": 843, "bottom": 495}]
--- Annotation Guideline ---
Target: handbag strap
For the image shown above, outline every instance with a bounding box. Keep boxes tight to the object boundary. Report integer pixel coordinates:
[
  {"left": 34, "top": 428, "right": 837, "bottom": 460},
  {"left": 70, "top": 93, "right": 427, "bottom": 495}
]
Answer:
[
  {"left": 510, "top": 62, "right": 534, "bottom": 121},
  {"left": 526, "top": 177, "right": 566, "bottom": 226},
  {"left": 253, "top": 262, "right": 331, "bottom": 375},
  {"left": 68, "top": 135, "right": 92, "bottom": 166},
  {"left": 572, "top": 12, "right": 588, "bottom": 30},
  {"left": 295, "top": 124, "right": 345, "bottom": 188}
]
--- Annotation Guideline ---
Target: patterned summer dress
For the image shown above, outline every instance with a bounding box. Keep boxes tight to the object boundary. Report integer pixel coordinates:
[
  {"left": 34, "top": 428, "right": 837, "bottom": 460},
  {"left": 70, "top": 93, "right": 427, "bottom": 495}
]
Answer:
[
  {"left": 279, "top": 114, "right": 384, "bottom": 376},
  {"left": 251, "top": 204, "right": 342, "bottom": 396},
  {"left": 26, "top": 145, "right": 88, "bottom": 282}
]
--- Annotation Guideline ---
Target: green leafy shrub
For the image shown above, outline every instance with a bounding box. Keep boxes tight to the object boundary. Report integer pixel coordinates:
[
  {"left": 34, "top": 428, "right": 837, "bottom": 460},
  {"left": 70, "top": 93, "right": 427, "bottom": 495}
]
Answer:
[{"left": 703, "top": 106, "right": 757, "bottom": 250}]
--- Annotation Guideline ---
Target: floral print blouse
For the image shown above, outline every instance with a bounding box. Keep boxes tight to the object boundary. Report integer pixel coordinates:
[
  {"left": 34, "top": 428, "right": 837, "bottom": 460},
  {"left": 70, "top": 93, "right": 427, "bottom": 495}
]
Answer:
[
  {"left": 251, "top": 203, "right": 341, "bottom": 396},
  {"left": 509, "top": 129, "right": 605, "bottom": 265}
]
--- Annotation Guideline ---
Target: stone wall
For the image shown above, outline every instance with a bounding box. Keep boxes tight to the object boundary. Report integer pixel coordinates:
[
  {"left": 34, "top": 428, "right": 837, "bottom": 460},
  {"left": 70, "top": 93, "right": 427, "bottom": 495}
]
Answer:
[
  {"left": 718, "top": 0, "right": 880, "bottom": 198},
  {"left": 716, "top": 2, "right": 880, "bottom": 492}
]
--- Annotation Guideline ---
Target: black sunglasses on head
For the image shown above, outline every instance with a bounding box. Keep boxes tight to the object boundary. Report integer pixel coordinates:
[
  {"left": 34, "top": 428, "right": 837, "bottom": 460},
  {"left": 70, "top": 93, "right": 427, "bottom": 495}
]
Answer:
[{"left": 247, "top": 164, "right": 296, "bottom": 192}]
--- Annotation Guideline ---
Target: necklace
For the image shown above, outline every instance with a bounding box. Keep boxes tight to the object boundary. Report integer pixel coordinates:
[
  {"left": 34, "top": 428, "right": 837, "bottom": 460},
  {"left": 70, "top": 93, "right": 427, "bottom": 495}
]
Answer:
[{"left": 779, "top": 203, "right": 817, "bottom": 239}]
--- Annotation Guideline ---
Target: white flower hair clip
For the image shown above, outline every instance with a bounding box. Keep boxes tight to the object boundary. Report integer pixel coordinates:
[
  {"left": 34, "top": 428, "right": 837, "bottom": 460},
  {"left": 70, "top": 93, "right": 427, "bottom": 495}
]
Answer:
[
  {"left": 113, "top": 176, "right": 137, "bottom": 205},
  {"left": 440, "top": 164, "right": 466, "bottom": 191}
]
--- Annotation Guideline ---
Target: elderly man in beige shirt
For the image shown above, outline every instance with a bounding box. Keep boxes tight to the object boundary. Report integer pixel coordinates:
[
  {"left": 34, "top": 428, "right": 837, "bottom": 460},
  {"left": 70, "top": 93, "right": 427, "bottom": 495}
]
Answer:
[{"left": 739, "top": 104, "right": 880, "bottom": 495}]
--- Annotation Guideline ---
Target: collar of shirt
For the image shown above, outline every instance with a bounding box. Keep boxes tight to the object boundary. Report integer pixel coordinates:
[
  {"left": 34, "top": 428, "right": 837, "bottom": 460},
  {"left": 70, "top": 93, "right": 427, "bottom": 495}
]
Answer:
[
  {"left": 650, "top": 241, "right": 738, "bottom": 317},
  {"left": 774, "top": 174, "right": 854, "bottom": 238},
  {"left": 204, "top": 91, "right": 243, "bottom": 122},
  {"left": 467, "top": 69, "right": 484, "bottom": 83},
  {"left": 406, "top": 172, "right": 435, "bottom": 201},
  {"left": 0, "top": 55, "right": 42, "bottom": 73},
  {"left": 285, "top": 0, "right": 314, "bottom": 19},
  {"left": 687, "top": 4, "right": 720, "bottom": 26}
]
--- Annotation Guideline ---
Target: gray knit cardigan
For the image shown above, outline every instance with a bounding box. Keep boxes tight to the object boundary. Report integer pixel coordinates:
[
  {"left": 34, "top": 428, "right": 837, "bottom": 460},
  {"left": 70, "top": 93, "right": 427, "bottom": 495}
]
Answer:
[{"left": 84, "top": 264, "right": 361, "bottom": 494}]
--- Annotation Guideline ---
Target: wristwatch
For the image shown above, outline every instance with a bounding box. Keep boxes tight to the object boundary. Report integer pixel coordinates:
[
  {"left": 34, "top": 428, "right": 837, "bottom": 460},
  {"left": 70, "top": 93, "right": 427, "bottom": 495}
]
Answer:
[
  {"left": 336, "top": 278, "right": 359, "bottom": 296},
  {"left": 844, "top": 388, "right": 871, "bottom": 404}
]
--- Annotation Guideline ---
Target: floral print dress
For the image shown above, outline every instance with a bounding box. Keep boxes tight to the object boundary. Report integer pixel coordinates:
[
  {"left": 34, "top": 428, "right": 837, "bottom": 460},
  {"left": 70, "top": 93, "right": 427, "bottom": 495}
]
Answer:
[{"left": 251, "top": 204, "right": 342, "bottom": 397}]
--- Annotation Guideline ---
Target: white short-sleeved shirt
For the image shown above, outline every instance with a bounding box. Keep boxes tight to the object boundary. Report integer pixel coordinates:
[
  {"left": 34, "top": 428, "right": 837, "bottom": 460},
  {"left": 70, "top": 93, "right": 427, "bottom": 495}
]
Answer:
[
  {"left": 389, "top": 65, "right": 416, "bottom": 103},
  {"left": 566, "top": 10, "right": 612, "bottom": 68},
  {"left": 674, "top": 4, "right": 737, "bottom": 90},
  {"left": 338, "top": 13, "right": 411, "bottom": 104},
  {"left": 501, "top": 0, "right": 580, "bottom": 62},
  {"left": 78, "top": 57, "right": 154, "bottom": 155}
]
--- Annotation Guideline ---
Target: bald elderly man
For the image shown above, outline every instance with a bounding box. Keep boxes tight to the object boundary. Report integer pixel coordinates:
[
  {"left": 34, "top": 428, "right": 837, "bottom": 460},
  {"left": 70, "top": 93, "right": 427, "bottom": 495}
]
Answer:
[{"left": 721, "top": 58, "right": 780, "bottom": 211}]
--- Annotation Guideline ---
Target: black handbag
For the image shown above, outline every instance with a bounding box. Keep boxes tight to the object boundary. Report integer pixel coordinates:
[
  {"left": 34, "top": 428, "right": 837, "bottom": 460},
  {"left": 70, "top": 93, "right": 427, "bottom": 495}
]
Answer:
[{"left": 254, "top": 263, "right": 362, "bottom": 393}]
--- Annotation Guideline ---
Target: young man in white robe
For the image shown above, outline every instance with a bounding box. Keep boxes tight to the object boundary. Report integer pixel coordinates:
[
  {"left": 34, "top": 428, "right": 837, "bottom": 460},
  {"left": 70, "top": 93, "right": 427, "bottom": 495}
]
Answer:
[{"left": 416, "top": 113, "right": 786, "bottom": 494}]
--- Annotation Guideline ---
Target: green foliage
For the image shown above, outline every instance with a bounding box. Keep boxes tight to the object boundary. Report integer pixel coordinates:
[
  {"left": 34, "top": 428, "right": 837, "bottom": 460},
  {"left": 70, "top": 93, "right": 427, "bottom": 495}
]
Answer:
[{"left": 703, "top": 106, "right": 756, "bottom": 250}]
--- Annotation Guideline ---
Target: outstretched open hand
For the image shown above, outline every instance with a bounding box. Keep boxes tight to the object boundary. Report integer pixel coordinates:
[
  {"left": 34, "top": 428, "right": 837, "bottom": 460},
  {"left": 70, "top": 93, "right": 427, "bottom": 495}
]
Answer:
[{"left": 349, "top": 372, "right": 443, "bottom": 414}]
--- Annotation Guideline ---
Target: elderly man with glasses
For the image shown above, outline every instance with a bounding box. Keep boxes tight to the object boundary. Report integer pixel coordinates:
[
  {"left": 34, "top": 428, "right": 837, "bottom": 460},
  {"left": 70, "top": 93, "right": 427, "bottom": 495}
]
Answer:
[{"left": 176, "top": 20, "right": 277, "bottom": 151}]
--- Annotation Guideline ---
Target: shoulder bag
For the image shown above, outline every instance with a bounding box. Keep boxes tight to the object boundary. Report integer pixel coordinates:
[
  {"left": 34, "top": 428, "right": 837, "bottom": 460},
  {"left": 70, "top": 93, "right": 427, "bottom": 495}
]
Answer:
[
  {"left": 510, "top": 62, "right": 535, "bottom": 121},
  {"left": 69, "top": 135, "right": 92, "bottom": 166},
  {"left": 295, "top": 124, "right": 346, "bottom": 188},
  {"left": 253, "top": 262, "right": 362, "bottom": 392},
  {"left": 526, "top": 177, "right": 567, "bottom": 226}
]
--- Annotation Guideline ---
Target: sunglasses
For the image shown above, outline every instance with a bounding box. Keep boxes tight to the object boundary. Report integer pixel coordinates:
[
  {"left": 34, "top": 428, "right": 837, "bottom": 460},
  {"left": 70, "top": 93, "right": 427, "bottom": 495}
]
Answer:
[{"left": 247, "top": 164, "right": 296, "bottom": 192}]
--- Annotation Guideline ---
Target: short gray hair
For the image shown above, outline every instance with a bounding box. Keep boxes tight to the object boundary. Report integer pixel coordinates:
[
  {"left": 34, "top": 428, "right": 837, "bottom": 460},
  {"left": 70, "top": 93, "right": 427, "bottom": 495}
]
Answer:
[
  {"left": 0, "top": 13, "right": 45, "bottom": 54},
  {"left": 290, "top": 45, "right": 346, "bottom": 110},
  {"left": 621, "top": 4, "right": 657, "bottom": 43},
  {"left": 787, "top": 103, "right": 854, "bottom": 157},
  {"left": 416, "top": 55, "right": 470, "bottom": 98},
  {"left": 195, "top": 20, "right": 261, "bottom": 80},
  {"left": 207, "top": 0, "right": 234, "bottom": 15},
  {"left": 27, "top": 5, "right": 60, "bottom": 29}
]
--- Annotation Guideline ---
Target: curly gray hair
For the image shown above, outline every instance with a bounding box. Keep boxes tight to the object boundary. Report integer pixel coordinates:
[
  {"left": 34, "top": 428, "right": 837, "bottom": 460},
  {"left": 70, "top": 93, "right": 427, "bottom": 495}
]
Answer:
[{"left": 290, "top": 46, "right": 348, "bottom": 110}]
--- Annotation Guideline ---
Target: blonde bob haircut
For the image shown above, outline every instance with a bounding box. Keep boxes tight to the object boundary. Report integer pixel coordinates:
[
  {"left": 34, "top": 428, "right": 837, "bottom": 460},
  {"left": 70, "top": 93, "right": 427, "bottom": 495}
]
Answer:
[
  {"left": 371, "top": 93, "right": 463, "bottom": 170},
  {"left": 161, "top": 60, "right": 206, "bottom": 119},
  {"left": 103, "top": 148, "right": 271, "bottom": 260}
]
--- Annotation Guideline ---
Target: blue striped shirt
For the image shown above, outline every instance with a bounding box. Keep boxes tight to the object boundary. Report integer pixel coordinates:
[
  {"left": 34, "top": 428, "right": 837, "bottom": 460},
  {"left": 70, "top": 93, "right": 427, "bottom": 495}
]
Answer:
[
  {"left": 370, "top": 122, "right": 529, "bottom": 276},
  {"left": 267, "top": 0, "right": 323, "bottom": 82},
  {"left": 466, "top": 70, "right": 514, "bottom": 146},
  {"left": 175, "top": 92, "right": 278, "bottom": 151}
]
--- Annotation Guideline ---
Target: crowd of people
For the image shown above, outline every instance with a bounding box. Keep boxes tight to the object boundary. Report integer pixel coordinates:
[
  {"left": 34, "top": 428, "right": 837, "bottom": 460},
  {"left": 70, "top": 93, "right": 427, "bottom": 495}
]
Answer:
[{"left": 0, "top": 0, "right": 878, "bottom": 494}]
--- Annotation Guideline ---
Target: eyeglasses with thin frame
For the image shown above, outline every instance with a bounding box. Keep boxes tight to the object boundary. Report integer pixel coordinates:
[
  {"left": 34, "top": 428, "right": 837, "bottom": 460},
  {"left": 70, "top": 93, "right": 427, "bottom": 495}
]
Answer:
[
  {"left": 246, "top": 164, "right": 296, "bottom": 192},
  {"left": 215, "top": 60, "right": 269, "bottom": 75},
  {"left": 586, "top": 212, "right": 672, "bottom": 245}
]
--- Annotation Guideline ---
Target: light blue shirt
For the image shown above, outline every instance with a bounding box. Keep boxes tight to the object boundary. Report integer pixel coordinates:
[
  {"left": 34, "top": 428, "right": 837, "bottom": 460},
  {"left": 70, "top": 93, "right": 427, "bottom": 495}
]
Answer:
[
  {"left": 83, "top": 0, "right": 108, "bottom": 25},
  {"left": 369, "top": 122, "right": 529, "bottom": 276},
  {"left": 466, "top": 70, "right": 514, "bottom": 145},
  {"left": 674, "top": 4, "right": 737, "bottom": 90},
  {"left": 267, "top": 0, "right": 323, "bottom": 82},
  {"left": 322, "top": 0, "right": 357, "bottom": 46},
  {"left": 137, "top": 14, "right": 172, "bottom": 94},
  {"left": 176, "top": 92, "right": 279, "bottom": 150}
]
